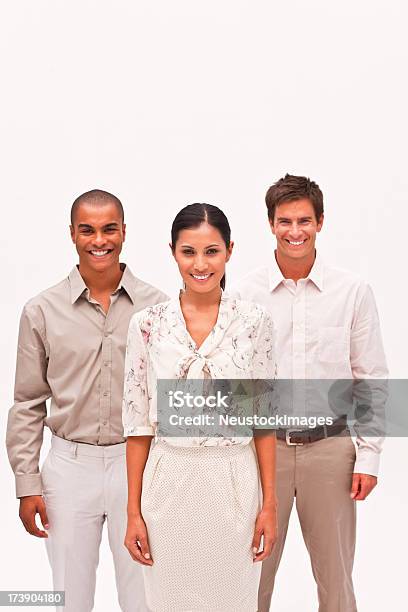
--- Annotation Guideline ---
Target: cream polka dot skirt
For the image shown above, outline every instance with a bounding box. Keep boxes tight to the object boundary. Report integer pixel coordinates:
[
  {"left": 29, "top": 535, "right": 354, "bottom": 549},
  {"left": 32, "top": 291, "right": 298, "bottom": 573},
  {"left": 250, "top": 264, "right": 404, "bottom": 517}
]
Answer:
[{"left": 141, "top": 441, "right": 262, "bottom": 611}]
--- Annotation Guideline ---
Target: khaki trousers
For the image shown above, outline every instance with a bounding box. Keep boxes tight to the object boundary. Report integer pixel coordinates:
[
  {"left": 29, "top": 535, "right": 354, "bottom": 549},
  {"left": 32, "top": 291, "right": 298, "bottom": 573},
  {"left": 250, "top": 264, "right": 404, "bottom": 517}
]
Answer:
[
  {"left": 258, "top": 435, "right": 357, "bottom": 612},
  {"left": 42, "top": 436, "right": 147, "bottom": 612}
]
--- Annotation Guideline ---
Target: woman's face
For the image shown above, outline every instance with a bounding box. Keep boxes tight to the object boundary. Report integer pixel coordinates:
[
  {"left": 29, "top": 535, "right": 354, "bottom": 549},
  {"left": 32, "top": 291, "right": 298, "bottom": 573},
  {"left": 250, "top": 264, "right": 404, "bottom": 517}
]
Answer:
[{"left": 172, "top": 222, "right": 233, "bottom": 295}]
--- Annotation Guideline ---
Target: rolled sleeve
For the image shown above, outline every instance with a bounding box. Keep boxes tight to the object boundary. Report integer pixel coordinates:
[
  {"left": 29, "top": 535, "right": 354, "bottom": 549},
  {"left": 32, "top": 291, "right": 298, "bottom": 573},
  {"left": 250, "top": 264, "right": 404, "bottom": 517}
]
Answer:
[
  {"left": 252, "top": 310, "right": 278, "bottom": 431},
  {"left": 122, "top": 315, "right": 154, "bottom": 437}
]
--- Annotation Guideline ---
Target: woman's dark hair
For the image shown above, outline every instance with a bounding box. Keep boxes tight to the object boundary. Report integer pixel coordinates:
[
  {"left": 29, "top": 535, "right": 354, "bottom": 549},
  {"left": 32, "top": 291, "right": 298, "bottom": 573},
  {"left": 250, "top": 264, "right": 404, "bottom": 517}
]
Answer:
[{"left": 171, "top": 203, "right": 231, "bottom": 290}]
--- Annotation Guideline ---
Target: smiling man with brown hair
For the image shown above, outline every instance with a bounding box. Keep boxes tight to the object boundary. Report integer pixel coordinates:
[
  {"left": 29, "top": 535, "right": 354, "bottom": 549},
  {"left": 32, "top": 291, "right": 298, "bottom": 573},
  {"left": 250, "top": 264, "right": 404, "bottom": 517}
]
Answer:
[
  {"left": 233, "top": 174, "right": 388, "bottom": 612},
  {"left": 6, "top": 189, "right": 167, "bottom": 611}
]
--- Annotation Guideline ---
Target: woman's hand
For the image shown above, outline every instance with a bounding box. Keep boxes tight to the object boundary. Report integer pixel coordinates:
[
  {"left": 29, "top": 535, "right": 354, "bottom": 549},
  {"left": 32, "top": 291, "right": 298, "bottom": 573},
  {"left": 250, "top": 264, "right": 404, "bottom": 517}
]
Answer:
[
  {"left": 252, "top": 504, "right": 277, "bottom": 562},
  {"left": 124, "top": 514, "right": 153, "bottom": 566}
]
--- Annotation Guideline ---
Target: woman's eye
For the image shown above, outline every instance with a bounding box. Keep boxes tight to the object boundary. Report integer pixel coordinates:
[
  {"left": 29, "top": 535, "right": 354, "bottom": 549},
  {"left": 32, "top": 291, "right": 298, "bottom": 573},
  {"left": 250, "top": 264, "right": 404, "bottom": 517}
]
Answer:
[
  {"left": 182, "top": 250, "right": 194, "bottom": 256},
  {"left": 206, "top": 249, "right": 219, "bottom": 255}
]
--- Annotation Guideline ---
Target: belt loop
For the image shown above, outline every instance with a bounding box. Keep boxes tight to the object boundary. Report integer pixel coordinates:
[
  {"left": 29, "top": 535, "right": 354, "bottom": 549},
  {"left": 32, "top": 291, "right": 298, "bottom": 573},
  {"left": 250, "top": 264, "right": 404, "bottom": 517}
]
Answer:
[{"left": 71, "top": 442, "right": 78, "bottom": 459}]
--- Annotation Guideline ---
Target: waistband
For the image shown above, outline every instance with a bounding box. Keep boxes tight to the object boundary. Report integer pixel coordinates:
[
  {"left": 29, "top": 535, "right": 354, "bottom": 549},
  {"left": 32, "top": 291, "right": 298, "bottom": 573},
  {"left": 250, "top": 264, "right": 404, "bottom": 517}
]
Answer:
[
  {"left": 153, "top": 439, "right": 252, "bottom": 456},
  {"left": 51, "top": 435, "right": 126, "bottom": 458}
]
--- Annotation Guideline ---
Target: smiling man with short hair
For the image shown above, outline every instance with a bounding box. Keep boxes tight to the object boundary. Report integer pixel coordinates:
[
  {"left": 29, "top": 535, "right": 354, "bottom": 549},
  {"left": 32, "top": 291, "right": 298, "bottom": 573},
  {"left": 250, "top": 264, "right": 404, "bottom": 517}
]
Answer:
[
  {"left": 6, "top": 189, "right": 167, "bottom": 612},
  {"left": 233, "top": 174, "right": 388, "bottom": 612}
]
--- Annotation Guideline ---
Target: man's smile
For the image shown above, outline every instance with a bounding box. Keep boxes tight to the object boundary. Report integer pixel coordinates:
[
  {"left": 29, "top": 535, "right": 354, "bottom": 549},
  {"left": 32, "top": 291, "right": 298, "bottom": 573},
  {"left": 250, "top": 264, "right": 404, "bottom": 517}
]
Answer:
[
  {"left": 88, "top": 249, "right": 113, "bottom": 258},
  {"left": 285, "top": 239, "right": 306, "bottom": 246}
]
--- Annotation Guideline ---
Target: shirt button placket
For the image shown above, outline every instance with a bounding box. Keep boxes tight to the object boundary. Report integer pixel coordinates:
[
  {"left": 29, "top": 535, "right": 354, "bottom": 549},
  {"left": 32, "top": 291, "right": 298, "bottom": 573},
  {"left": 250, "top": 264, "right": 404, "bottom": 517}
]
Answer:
[
  {"left": 100, "top": 318, "right": 113, "bottom": 443},
  {"left": 292, "top": 283, "right": 307, "bottom": 416}
]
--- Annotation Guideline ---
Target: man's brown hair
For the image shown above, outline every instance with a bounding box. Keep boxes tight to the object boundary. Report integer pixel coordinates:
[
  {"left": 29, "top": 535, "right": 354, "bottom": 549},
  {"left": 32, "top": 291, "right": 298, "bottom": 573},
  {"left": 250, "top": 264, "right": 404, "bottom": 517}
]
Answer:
[{"left": 265, "top": 174, "right": 324, "bottom": 222}]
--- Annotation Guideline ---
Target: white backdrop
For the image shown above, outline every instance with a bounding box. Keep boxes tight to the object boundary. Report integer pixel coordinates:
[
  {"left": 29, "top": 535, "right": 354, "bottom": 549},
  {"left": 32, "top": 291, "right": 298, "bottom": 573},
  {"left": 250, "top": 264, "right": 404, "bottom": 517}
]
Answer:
[{"left": 1, "top": 1, "right": 407, "bottom": 611}]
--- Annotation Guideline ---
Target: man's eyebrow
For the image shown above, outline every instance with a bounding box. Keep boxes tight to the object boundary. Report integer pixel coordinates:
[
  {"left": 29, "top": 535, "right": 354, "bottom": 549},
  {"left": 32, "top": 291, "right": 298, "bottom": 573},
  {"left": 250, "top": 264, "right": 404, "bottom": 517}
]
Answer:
[
  {"left": 276, "top": 216, "right": 312, "bottom": 221},
  {"left": 77, "top": 222, "right": 120, "bottom": 230}
]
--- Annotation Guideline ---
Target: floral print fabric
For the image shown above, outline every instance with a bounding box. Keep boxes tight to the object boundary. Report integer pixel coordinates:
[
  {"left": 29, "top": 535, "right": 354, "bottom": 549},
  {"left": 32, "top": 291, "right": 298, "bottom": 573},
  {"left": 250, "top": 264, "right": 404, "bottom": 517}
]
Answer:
[{"left": 122, "top": 292, "right": 276, "bottom": 446}]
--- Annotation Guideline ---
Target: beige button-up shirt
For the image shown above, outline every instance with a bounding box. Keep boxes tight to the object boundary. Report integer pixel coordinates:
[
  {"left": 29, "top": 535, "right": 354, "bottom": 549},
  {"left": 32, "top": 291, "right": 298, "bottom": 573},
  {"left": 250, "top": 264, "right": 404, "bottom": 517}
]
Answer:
[{"left": 6, "top": 264, "right": 168, "bottom": 498}]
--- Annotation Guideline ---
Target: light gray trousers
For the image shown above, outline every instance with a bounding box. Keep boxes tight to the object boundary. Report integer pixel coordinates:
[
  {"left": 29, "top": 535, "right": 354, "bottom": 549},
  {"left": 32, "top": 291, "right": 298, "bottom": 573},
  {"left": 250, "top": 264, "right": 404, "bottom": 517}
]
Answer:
[{"left": 42, "top": 435, "right": 147, "bottom": 612}]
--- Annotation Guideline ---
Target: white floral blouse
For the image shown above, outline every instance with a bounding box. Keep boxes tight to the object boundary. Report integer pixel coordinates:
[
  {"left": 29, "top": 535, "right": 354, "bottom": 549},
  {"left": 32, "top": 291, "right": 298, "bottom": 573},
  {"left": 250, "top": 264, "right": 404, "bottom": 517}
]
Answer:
[{"left": 122, "top": 292, "right": 277, "bottom": 446}]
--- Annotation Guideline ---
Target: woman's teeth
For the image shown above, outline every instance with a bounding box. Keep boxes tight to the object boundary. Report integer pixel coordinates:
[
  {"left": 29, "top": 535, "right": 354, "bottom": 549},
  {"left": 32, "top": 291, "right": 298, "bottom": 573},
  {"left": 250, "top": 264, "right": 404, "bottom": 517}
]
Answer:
[{"left": 191, "top": 274, "right": 211, "bottom": 280}]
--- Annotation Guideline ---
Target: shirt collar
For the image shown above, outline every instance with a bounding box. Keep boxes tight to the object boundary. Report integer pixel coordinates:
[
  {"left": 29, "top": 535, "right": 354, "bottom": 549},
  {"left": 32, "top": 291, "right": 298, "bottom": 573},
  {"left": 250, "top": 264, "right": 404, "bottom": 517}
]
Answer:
[
  {"left": 68, "top": 266, "right": 87, "bottom": 303},
  {"left": 117, "top": 264, "right": 138, "bottom": 304},
  {"left": 268, "top": 251, "right": 324, "bottom": 292},
  {"left": 307, "top": 253, "right": 324, "bottom": 291},
  {"left": 171, "top": 288, "right": 228, "bottom": 316},
  {"left": 268, "top": 254, "right": 285, "bottom": 292},
  {"left": 68, "top": 263, "right": 137, "bottom": 304}
]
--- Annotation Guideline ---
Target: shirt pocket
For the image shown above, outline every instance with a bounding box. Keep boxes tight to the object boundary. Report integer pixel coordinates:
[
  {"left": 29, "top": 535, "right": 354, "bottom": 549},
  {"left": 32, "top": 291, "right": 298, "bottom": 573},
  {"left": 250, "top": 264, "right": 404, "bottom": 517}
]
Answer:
[{"left": 317, "top": 326, "right": 349, "bottom": 363}]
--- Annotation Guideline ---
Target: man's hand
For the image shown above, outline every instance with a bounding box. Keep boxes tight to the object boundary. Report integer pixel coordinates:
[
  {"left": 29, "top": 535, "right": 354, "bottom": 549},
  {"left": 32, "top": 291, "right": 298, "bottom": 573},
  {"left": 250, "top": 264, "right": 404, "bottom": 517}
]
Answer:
[
  {"left": 19, "top": 495, "right": 49, "bottom": 538},
  {"left": 350, "top": 473, "right": 377, "bottom": 501}
]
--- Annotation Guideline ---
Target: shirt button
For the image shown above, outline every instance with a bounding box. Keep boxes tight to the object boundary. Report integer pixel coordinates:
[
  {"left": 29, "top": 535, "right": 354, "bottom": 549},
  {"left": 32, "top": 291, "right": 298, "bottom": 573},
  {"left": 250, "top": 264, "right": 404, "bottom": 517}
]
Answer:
[
  {"left": 103, "top": 361, "right": 110, "bottom": 367},
  {"left": 102, "top": 420, "right": 108, "bottom": 426},
  {"left": 104, "top": 332, "right": 110, "bottom": 337},
  {"left": 103, "top": 391, "right": 110, "bottom": 397}
]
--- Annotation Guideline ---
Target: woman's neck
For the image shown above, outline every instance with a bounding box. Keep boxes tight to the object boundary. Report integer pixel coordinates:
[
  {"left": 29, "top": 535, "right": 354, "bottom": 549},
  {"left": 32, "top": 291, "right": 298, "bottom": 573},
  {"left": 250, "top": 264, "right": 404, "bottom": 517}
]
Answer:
[{"left": 180, "top": 286, "right": 222, "bottom": 310}]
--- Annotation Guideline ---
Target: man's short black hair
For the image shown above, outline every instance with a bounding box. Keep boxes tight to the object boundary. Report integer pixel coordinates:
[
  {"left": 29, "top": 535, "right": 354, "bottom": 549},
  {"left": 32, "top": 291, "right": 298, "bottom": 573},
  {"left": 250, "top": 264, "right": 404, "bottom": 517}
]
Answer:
[{"left": 70, "top": 189, "right": 124, "bottom": 225}]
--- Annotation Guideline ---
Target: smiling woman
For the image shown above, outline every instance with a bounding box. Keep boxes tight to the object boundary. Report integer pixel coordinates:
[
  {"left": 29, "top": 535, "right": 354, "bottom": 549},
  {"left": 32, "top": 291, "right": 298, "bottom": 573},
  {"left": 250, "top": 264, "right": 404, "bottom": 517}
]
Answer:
[
  {"left": 170, "top": 203, "right": 234, "bottom": 348},
  {"left": 170, "top": 202, "right": 233, "bottom": 292},
  {"left": 123, "top": 202, "right": 277, "bottom": 612}
]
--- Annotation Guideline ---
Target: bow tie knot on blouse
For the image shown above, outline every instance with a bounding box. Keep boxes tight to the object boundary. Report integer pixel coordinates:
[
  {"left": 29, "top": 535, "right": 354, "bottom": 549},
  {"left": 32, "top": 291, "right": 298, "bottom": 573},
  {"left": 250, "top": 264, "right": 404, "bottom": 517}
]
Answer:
[{"left": 176, "top": 350, "right": 224, "bottom": 379}]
